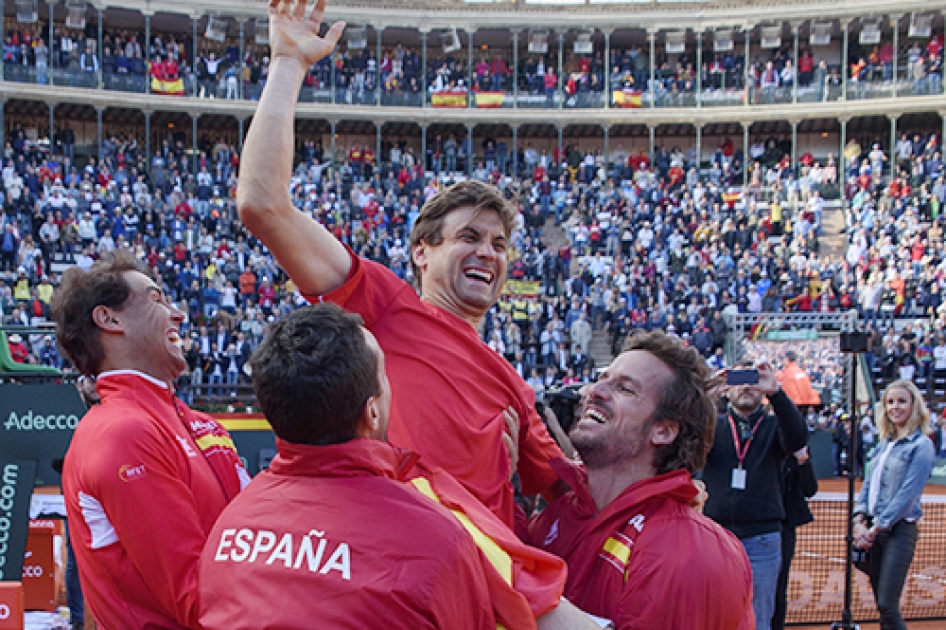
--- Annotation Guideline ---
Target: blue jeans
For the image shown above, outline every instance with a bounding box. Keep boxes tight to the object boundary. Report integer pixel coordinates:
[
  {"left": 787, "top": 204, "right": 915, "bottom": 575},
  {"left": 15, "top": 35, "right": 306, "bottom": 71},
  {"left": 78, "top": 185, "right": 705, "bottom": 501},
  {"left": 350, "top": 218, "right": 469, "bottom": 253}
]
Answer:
[
  {"left": 868, "top": 520, "right": 918, "bottom": 630},
  {"left": 208, "top": 372, "right": 223, "bottom": 395},
  {"left": 930, "top": 73, "right": 943, "bottom": 96},
  {"left": 740, "top": 531, "right": 782, "bottom": 630},
  {"left": 773, "top": 525, "right": 797, "bottom": 630}
]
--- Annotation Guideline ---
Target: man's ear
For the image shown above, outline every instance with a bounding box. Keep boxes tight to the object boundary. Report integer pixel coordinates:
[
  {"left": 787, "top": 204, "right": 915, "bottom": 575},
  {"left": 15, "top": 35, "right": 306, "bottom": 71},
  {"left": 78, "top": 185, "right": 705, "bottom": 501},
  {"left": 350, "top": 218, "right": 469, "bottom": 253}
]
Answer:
[
  {"left": 650, "top": 419, "right": 680, "bottom": 447},
  {"left": 411, "top": 241, "right": 428, "bottom": 273},
  {"left": 92, "top": 305, "right": 124, "bottom": 334},
  {"left": 357, "top": 395, "right": 381, "bottom": 439}
]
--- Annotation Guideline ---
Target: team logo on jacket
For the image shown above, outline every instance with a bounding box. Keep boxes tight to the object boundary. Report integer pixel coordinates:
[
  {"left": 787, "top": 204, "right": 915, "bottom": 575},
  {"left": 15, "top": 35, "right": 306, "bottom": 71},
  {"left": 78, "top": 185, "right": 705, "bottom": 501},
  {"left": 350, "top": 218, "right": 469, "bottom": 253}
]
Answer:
[
  {"left": 213, "top": 527, "right": 352, "bottom": 580},
  {"left": 118, "top": 464, "right": 147, "bottom": 482},
  {"left": 176, "top": 434, "right": 198, "bottom": 457}
]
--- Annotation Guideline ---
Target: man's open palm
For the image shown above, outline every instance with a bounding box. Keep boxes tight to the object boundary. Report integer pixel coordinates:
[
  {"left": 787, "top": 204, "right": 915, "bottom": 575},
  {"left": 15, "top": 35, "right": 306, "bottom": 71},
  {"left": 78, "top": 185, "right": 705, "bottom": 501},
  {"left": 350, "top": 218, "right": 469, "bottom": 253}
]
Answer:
[{"left": 268, "top": 0, "right": 345, "bottom": 70}]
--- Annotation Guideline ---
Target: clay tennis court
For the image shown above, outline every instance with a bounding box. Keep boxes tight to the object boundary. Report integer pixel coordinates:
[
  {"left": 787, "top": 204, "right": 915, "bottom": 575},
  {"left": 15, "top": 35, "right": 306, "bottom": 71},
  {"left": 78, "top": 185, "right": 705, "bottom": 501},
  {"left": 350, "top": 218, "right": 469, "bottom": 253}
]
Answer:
[{"left": 786, "top": 479, "right": 946, "bottom": 626}]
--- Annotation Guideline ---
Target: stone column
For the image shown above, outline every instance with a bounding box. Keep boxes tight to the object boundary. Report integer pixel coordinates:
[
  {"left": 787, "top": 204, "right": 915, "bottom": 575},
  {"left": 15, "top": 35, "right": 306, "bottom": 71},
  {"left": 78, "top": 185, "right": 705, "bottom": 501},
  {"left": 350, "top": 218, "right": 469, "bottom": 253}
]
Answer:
[
  {"left": 649, "top": 29, "right": 656, "bottom": 108},
  {"left": 603, "top": 29, "right": 611, "bottom": 109},
  {"left": 841, "top": 20, "right": 849, "bottom": 101},
  {"left": 742, "top": 121, "right": 750, "bottom": 187},
  {"left": 512, "top": 30, "right": 520, "bottom": 108},
  {"left": 330, "top": 120, "right": 337, "bottom": 170}
]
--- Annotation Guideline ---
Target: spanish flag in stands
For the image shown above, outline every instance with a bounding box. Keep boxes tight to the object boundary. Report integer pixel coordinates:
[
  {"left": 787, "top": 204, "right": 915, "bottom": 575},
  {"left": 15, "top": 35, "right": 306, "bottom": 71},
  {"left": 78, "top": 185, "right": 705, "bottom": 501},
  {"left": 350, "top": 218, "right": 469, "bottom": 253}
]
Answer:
[
  {"left": 431, "top": 90, "right": 468, "bottom": 108},
  {"left": 152, "top": 77, "right": 186, "bottom": 96},
  {"left": 612, "top": 90, "right": 642, "bottom": 108},
  {"left": 475, "top": 91, "right": 506, "bottom": 108}
]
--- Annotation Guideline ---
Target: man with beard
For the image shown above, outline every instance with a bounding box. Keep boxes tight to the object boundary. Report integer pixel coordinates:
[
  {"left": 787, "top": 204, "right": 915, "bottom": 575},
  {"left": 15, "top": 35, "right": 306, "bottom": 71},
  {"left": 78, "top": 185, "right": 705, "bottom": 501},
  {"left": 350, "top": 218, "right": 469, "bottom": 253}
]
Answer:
[
  {"left": 527, "top": 331, "right": 754, "bottom": 629},
  {"left": 703, "top": 361, "right": 807, "bottom": 630}
]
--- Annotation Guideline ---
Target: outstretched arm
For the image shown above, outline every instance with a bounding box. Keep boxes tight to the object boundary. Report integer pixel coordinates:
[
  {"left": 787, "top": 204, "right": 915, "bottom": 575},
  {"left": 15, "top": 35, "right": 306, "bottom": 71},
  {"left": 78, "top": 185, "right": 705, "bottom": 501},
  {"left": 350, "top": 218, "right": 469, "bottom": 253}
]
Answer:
[{"left": 238, "top": 0, "right": 350, "bottom": 296}]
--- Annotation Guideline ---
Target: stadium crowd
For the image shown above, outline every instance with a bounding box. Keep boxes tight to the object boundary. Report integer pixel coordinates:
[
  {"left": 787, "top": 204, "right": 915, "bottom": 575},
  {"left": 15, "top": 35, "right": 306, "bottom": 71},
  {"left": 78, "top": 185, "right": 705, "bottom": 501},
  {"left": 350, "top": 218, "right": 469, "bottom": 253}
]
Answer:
[
  {"left": 0, "top": 112, "right": 944, "bottom": 407},
  {"left": 2, "top": 8, "right": 945, "bottom": 627},
  {"left": 3, "top": 16, "right": 942, "bottom": 106}
]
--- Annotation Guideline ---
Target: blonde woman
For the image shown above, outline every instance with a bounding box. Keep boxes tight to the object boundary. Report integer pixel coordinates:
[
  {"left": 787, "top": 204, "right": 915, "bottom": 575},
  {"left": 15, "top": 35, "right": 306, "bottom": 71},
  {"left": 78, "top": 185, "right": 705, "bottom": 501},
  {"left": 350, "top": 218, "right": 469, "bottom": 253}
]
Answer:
[{"left": 853, "top": 380, "right": 935, "bottom": 630}]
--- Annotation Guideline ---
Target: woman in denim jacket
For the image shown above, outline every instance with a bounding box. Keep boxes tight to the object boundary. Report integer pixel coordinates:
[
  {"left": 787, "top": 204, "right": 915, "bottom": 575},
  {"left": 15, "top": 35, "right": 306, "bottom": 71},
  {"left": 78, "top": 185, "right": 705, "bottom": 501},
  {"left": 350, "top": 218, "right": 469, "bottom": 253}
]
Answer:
[{"left": 853, "top": 379, "right": 935, "bottom": 630}]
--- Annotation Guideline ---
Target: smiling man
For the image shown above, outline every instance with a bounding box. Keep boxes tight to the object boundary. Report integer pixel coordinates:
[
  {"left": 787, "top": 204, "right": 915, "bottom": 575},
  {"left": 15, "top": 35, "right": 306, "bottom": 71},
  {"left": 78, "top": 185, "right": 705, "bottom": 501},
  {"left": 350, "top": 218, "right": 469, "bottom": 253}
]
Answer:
[
  {"left": 238, "top": 0, "right": 564, "bottom": 529},
  {"left": 527, "top": 331, "right": 754, "bottom": 630},
  {"left": 51, "top": 252, "right": 248, "bottom": 629}
]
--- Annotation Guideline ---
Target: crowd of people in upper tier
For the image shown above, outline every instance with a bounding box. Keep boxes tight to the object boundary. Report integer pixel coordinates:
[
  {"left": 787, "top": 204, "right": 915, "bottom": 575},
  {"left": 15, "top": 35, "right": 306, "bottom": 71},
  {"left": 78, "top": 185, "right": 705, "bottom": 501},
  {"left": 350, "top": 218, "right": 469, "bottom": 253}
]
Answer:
[
  {"left": 3, "top": 17, "right": 942, "bottom": 105},
  {"left": 0, "top": 115, "right": 944, "bottom": 406}
]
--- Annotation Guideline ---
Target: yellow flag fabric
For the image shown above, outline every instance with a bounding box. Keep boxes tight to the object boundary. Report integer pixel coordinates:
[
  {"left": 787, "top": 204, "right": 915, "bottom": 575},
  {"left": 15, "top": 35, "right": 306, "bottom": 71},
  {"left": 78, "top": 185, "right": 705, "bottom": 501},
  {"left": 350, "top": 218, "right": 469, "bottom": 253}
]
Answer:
[
  {"left": 612, "top": 90, "right": 643, "bottom": 108},
  {"left": 431, "top": 90, "right": 468, "bottom": 108}
]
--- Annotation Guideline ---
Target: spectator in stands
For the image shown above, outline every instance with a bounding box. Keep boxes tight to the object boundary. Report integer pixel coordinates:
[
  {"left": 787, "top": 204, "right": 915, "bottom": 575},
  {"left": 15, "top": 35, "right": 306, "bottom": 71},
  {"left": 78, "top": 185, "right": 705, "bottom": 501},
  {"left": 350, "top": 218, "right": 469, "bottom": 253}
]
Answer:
[
  {"left": 6, "top": 332, "right": 29, "bottom": 363},
  {"left": 854, "top": 380, "right": 935, "bottom": 630}
]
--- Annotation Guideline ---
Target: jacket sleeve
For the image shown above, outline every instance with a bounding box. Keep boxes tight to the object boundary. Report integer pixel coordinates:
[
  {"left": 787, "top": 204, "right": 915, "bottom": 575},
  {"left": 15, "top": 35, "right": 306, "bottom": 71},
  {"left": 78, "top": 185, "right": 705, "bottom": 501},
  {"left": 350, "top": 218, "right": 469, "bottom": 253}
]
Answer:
[
  {"left": 426, "top": 531, "right": 499, "bottom": 630},
  {"left": 426, "top": 468, "right": 567, "bottom": 625},
  {"left": 615, "top": 515, "right": 753, "bottom": 630},
  {"left": 770, "top": 389, "right": 808, "bottom": 456},
  {"left": 875, "top": 438, "right": 936, "bottom": 531},
  {"left": 517, "top": 394, "right": 566, "bottom": 498},
  {"left": 798, "top": 459, "right": 819, "bottom": 499},
  {"left": 85, "top": 416, "right": 210, "bottom": 628},
  {"left": 853, "top": 447, "right": 875, "bottom": 517}
]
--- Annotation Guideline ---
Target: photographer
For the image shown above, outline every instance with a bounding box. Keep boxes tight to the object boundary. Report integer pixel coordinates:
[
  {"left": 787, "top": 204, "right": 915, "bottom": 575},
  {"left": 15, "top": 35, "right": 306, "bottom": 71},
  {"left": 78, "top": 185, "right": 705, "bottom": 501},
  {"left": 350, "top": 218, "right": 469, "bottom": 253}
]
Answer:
[{"left": 702, "top": 362, "right": 807, "bottom": 630}]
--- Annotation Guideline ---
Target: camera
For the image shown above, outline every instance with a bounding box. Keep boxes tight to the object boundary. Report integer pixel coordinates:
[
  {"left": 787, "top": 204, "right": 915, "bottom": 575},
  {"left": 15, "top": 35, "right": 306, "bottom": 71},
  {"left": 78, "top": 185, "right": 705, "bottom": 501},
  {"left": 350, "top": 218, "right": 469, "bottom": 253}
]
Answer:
[
  {"left": 727, "top": 369, "right": 759, "bottom": 386},
  {"left": 543, "top": 385, "right": 583, "bottom": 435},
  {"left": 839, "top": 332, "right": 870, "bottom": 354}
]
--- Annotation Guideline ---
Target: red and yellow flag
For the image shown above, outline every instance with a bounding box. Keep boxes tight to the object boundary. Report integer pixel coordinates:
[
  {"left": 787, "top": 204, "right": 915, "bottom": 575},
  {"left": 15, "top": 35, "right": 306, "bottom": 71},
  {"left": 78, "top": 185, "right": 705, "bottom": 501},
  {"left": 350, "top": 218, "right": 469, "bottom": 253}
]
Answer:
[
  {"left": 151, "top": 77, "right": 185, "bottom": 96},
  {"left": 475, "top": 91, "right": 506, "bottom": 108},
  {"left": 431, "top": 90, "right": 468, "bottom": 108},
  {"left": 612, "top": 90, "right": 642, "bottom": 108}
]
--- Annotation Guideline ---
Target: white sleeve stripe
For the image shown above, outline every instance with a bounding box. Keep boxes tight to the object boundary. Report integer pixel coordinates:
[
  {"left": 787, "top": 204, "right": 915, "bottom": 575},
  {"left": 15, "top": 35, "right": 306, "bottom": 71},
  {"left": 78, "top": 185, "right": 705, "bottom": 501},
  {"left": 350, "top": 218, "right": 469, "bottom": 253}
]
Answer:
[{"left": 78, "top": 491, "right": 120, "bottom": 549}]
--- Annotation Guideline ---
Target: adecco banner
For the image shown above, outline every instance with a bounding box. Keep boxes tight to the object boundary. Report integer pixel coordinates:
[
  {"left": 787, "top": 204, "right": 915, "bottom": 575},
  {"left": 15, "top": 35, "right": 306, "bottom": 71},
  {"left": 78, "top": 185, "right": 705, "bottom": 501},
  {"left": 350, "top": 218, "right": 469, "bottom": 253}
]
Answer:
[
  {"left": 0, "top": 384, "right": 86, "bottom": 487},
  {"left": 0, "top": 460, "right": 36, "bottom": 584},
  {"left": 0, "top": 384, "right": 86, "bottom": 584}
]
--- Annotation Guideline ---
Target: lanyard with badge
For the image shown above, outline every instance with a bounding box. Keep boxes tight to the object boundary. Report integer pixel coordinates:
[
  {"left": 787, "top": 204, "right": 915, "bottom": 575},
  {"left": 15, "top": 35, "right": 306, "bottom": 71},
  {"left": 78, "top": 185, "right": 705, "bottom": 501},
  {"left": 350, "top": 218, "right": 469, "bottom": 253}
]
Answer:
[{"left": 728, "top": 414, "right": 764, "bottom": 490}]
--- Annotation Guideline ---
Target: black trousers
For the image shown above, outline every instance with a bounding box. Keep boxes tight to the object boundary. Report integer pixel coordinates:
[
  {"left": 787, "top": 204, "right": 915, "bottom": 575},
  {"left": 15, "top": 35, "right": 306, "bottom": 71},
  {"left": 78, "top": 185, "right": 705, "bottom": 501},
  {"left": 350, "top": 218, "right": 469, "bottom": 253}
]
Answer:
[{"left": 772, "top": 524, "right": 796, "bottom": 630}]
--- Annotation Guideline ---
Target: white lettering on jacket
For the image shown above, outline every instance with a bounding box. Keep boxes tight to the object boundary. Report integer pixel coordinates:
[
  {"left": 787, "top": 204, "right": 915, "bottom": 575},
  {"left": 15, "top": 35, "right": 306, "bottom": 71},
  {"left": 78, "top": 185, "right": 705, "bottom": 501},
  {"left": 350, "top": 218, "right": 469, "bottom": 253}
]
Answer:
[{"left": 213, "top": 528, "right": 351, "bottom": 580}]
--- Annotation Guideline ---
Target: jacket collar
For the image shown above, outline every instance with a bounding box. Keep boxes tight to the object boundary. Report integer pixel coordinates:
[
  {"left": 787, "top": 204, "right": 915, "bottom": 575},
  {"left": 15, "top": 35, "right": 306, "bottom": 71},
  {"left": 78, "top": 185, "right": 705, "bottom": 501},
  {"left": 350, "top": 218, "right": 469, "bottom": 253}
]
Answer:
[
  {"left": 551, "top": 457, "right": 697, "bottom": 522},
  {"left": 894, "top": 428, "right": 925, "bottom": 444},
  {"left": 98, "top": 369, "right": 169, "bottom": 390},
  {"left": 95, "top": 370, "right": 174, "bottom": 405},
  {"left": 269, "top": 438, "right": 420, "bottom": 481}
]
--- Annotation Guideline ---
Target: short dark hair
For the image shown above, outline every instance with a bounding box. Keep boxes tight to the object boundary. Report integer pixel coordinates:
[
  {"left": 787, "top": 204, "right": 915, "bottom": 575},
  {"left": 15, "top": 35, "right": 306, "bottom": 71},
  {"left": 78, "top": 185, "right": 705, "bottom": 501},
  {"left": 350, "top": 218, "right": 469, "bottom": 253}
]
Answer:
[
  {"left": 409, "top": 180, "right": 516, "bottom": 284},
  {"left": 51, "top": 251, "right": 149, "bottom": 376},
  {"left": 621, "top": 331, "right": 720, "bottom": 474},
  {"left": 250, "top": 303, "right": 381, "bottom": 446}
]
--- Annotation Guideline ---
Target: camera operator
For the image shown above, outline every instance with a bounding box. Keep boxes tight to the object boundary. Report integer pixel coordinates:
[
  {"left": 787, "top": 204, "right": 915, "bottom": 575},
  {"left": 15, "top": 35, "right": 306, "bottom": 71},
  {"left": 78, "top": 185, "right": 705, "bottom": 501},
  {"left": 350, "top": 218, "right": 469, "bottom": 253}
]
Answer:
[{"left": 702, "top": 362, "right": 807, "bottom": 630}]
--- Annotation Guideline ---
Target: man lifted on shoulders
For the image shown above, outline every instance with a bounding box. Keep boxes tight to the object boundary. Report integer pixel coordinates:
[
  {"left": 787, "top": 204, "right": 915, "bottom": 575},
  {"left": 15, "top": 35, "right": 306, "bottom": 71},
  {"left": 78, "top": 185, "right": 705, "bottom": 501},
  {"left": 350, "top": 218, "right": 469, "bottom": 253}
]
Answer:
[{"left": 238, "top": 0, "right": 565, "bottom": 529}]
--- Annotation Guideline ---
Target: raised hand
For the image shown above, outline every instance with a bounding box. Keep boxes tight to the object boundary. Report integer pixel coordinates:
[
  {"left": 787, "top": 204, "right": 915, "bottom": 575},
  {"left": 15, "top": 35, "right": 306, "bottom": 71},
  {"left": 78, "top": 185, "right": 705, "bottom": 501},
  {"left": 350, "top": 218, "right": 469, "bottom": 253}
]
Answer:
[
  {"left": 756, "top": 362, "right": 780, "bottom": 396},
  {"left": 501, "top": 406, "right": 520, "bottom": 479},
  {"left": 268, "top": 0, "right": 345, "bottom": 71}
]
